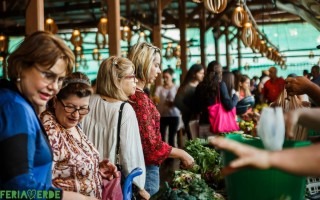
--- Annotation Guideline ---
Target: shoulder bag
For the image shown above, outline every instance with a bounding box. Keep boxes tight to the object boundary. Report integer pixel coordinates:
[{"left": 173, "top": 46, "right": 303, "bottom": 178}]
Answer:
[
  {"left": 208, "top": 87, "right": 239, "bottom": 134},
  {"left": 102, "top": 102, "right": 126, "bottom": 200}
]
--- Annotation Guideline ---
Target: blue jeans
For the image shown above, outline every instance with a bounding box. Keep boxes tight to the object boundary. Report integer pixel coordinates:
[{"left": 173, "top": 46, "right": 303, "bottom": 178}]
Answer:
[{"left": 145, "top": 165, "right": 160, "bottom": 196}]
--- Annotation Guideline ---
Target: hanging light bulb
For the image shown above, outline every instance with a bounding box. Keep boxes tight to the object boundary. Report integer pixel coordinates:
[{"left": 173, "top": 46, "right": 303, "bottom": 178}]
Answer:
[
  {"left": 174, "top": 45, "right": 181, "bottom": 58},
  {"left": 45, "top": 17, "right": 58, "bottom": 34},
  {"left": 241, "top": 22, "right": 255, "bottom": 47},
  {"left": 70, "top": 29, "right": 83, "bottom": 47},
  {"left": 121, "top": 25, "right": 132, "bottom": 42},
  {"left": 0, "top": 56, "right": 3, "bottom": 69},
  {"left": 204, "top": 0, "right": 227, "bottom": 14},
  {"left": 0, "top": 34, "right": 8, "bottom": 53},
  {"left": 137, "top": 31, "right": 148, "bottom": 43},
  {"left": 164, "top": 43, "right": 174, "bottom": 60},
  {"left": 98, "top": 16, "right": 108, "bottom": 35},
  {"left": 232, "top": 4, "right": 248, "bottom": 28},
  {"left": 192, "top": 0, "right": 203, "bottom": 3},
  {"left": 92, "top": 48, "right": 100, "bottom": 61}
]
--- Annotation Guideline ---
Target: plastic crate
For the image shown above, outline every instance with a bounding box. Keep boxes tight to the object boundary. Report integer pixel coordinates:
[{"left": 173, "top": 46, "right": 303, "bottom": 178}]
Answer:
[
  {"left": 306, "top": 177, "right": 320, "bottom": 195},
  {"left": 223, "top": 134, "right": 310, "bottom": 200},
  {"left": 308, "top": 129, "right": 320, "bottom": 137}
]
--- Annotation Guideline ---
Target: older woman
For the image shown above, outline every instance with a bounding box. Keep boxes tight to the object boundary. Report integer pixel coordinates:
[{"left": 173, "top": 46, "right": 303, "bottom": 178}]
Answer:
[
  {"left": 128, "top": 42, "right": 194, "bottom": 196},
  {"left": 0, "top": 31, "right": 75, "bottom": 198},
  {"left": 82, "top": 56, "right": 149, "bottom": 199},
  {"left": 41, "top": 72, "right": 118, "bottom": 200}
]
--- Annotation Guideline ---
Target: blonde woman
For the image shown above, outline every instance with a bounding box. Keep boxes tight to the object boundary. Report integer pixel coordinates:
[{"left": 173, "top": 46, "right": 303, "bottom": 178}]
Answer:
[
  {"left": 82, "top": 56, "right": 149, "bottom": 199},
  {"left": 128, "top": 42, "right": 194, "bottom": 196}
]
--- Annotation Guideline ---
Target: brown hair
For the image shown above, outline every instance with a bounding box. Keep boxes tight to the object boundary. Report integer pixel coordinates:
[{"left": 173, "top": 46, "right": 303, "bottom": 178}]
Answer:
[
  {"left": 222, "top": 72, "right": 235, "bottom": 97},
  {"left": 238, "top": 74, "right": 251, "bottom": 97},
  {"left": 7, "top": 31, "right": 74, "bottom": 81},
  {"left": 47, "top": 72, "right": 92, "bottom": 112}
]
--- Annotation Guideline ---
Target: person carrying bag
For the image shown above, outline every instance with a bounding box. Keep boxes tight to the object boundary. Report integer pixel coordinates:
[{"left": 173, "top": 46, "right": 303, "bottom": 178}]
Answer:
[{"left": 208, "top": 86, "right": 240, "bottom": 134}]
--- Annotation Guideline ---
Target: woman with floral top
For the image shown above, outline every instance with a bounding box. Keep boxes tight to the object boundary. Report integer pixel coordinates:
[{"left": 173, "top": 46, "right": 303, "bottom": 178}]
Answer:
[
  {"left": 128, "top": 42, "right": 195, "bottom": 196},
  {"left": 41, "top": 72, "right": 119, "bottom": 200}
]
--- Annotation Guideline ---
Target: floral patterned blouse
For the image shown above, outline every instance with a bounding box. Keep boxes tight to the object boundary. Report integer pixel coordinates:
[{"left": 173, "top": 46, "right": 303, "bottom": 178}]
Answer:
[
  {"left": 129, "top": 89, "right": 172, "bottom": 166},
  {"left": 40, "top": 111, "right": 102, "bottom": 199}
]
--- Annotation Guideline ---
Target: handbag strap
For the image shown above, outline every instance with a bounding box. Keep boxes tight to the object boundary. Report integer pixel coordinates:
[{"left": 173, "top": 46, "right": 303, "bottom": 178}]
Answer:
[{"left": 116, "top": 102, "right": 126, "bottom": 166}]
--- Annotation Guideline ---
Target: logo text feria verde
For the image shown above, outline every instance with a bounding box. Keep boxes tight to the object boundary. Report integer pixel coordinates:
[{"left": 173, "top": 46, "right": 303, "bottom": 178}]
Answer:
[{"left": 0, "top": 190, "right": 61, "bottom": 199}]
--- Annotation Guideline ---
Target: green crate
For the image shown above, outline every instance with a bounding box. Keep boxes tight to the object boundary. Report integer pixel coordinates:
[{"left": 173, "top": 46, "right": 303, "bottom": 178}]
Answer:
[
  {"left": 223, "top": 134, "right": 310, "bottom": 200},
  {"left": 308, "top": 129, "right": 320, "bottom": 137}
]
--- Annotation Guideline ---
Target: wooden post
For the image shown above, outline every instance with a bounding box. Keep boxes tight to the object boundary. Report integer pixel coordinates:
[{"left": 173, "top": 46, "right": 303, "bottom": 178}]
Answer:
[
  {"left": 26, "top": 0, "right": 44, "bottom": 35},
  {"left": 213, "top": 28, "right": 220, "bottom": 63},
  {"left": 106, "top": 0, "right": 121, "bottom": 56},
  {"left": 225, "top": 25, "right": 230, "bottom": 71},
  {"left": 152, "top": 0, "right": 172, "bottom": 87},
  {"left": 200, "top": 4, "right": 206, "bottom": 67},
  {"left": 179, "top": 0, "right": 187, "bottom": 80},
  {"left": 237, "top": 29, "right": 242, "bottom": 70}
]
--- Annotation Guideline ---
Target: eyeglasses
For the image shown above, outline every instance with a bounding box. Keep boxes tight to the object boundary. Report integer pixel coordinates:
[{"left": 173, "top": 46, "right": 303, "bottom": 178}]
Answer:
[
  {"left": 123, "top": 74, "right": 136, "bottom": 81},
  {"left": 141, "top": 42, "right": 160, "bottom": 52},
  {"left": 58, "top": 98, "right": 90, "bottom": 115},
  {"left": 34, "top": 66, "right": 65, "bottom": 87}
]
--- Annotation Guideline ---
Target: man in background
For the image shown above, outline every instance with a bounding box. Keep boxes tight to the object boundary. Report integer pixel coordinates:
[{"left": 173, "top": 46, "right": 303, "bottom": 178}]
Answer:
[{"left": 262, "top": 66, "right": 285, "bottom": 104}]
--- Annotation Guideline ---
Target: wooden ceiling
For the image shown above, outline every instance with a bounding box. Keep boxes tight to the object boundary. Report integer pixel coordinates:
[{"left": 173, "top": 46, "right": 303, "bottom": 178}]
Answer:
[{"left": 0, "top": 0, "right": 319, "bottom": 37}]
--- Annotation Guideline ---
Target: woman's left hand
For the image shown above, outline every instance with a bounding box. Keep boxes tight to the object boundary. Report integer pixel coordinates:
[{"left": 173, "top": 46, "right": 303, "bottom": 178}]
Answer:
[{"left": 99, "top": 159, "right": 119, "bottom": 180}]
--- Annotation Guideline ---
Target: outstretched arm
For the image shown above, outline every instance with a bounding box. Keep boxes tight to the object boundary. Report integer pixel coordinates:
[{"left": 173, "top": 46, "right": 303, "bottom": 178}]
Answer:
[
  {"left": 209, "top": 137, "right": 320, "bottom": 177},
  {"left": 286, "top": 76, "right": 320, "bottom": 105}
]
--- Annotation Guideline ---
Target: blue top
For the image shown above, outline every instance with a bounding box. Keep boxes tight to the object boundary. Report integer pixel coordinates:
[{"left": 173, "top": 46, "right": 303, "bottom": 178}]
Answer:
[{"left": 0, "top": 79, "right": 61, "bottom": 196}]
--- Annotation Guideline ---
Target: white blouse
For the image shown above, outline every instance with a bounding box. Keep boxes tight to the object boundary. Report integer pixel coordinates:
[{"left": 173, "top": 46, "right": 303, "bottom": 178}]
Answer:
[{"left": 82, "top": 94, "right": 146, "bottom": 189}]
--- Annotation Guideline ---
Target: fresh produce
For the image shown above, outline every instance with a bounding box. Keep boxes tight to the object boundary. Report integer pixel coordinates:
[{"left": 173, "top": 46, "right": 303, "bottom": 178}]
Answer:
[
  {"left": 150, "top": 182, "right": 197, "bottom": 200},
  {"left": 253, "top": 103, "right": 268, "bottom": 113},
  {"left": 238, "top": 119, "right": 256, "bottom": 135},
  {"left": 184, "top": 139, "right": 223, "bottom": 184},
  {"left": 151, "top": 171, "right": 224, "bottom": 200}
]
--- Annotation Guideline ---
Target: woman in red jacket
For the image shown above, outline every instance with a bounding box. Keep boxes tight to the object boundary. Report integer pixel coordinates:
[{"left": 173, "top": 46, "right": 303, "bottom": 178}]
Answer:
[{"left": 128, "top": 42, "right": 194, "bottom": 196}]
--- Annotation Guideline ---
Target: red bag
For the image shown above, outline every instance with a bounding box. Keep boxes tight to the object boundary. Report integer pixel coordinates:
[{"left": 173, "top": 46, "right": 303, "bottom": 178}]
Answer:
[
  {"left": 208, "top": 91, "right": 239, "bottom": 134},
  {"left": 102, "top": 174, "right": 123, "bottom": 200}
]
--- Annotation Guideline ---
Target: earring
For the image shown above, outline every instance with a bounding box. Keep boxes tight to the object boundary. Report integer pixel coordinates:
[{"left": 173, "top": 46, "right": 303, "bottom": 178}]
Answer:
[{"left": 17, "top": 77, "right": 21, "bottom": 82}]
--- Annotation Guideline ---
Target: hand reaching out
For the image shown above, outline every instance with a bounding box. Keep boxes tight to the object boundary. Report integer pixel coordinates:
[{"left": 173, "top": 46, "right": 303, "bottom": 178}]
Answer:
[
  {"left": 208, "top": 137, "right": 271, "bottom": 175},
  {"left": 285, "top": 76, "right": 311, "bottom": 96},
  {"left": 99, "top": 159, "right": 119, "bottom": 180}
]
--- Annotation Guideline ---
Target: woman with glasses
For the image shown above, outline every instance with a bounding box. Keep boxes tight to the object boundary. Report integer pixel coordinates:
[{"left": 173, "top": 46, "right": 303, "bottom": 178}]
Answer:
[
  {"left": 82, "top": 56, "right": 150, "bottom": 199},
  {"left": 41, "top": 72, "right": 119, "bottom": 200},
  {"left": 0, "top": 31, "right": 79, "bottom": 198},
  {"left": 128, "top": 42, "right": 194, "bottom": 196}
]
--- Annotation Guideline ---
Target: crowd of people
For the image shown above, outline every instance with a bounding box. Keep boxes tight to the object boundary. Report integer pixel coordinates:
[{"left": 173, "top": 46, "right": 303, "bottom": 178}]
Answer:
[{"left": 1, "top": 30, "right": 320, "bottom": 200}]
